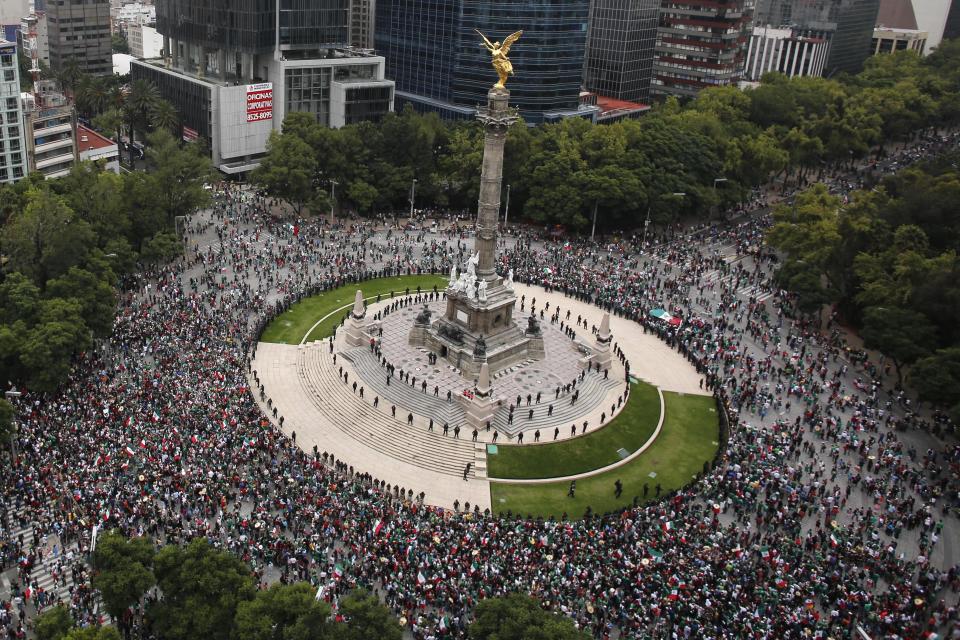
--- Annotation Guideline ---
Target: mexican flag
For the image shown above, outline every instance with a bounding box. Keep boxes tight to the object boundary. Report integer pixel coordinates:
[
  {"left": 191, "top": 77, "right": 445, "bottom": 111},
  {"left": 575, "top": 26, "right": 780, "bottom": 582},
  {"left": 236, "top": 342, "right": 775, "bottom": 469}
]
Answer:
[
  {"left": 662, "top": 521, "right": 673, "bottom": 532},
  {"left": 667, "top": 590, "right": 679, "bottom": 601},
  {"left": 333, "top": 563, "right": 343, "bottom": 578},
  {"left": 829, "top": 533, "right": 839, "bottom": 548},
  {"left": 373, "top": 519, "right": 384, "bottom": 536},
  {"left": 439, "top": 614, "right": 450, "bottom": 631},
  {"left": 417, "top": 571, "right": 426, "bottom": 585}
]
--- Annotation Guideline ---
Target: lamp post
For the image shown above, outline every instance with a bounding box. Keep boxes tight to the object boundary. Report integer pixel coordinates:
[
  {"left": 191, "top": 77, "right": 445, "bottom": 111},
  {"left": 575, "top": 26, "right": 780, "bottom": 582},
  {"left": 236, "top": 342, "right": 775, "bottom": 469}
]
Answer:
[
  {"left": 409, "top": 178, "right": 418, "bottom": 220},
  {"left": 503, "top": 183, "right": 511, "bottom": 230},
  {"left": 329, "top": 180, "right": 338, "bottom": 223},
  {"left": 712, "top": 177, "right": 728, "bottom": 219},
  {"left": 643, "top": 192, "right": 686, "bottom": 249}
]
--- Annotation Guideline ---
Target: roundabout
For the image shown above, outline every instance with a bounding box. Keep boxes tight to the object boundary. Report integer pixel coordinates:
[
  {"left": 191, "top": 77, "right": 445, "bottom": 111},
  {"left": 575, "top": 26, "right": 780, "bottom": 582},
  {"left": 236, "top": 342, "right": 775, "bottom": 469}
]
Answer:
[{"left": 252, "top": 276, "right": 718, "bottom": 517}]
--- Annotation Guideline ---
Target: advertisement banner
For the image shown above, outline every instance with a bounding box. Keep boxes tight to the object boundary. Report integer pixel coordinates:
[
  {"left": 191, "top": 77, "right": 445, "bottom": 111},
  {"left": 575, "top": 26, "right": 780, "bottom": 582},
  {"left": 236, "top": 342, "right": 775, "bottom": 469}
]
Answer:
[{"left": 246, "top": 82, "right": 273, "bottom": 123}]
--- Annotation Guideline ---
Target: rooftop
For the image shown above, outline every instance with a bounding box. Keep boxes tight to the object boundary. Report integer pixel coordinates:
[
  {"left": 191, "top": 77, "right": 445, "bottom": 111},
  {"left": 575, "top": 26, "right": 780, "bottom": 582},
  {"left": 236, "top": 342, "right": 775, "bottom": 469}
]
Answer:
[{"left": 77, "top": 125, "right": 117, "bottom": 152}]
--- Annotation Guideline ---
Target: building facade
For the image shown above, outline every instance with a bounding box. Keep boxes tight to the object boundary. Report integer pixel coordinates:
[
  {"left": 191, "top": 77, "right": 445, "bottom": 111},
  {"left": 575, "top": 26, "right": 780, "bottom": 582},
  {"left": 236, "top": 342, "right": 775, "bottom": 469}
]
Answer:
[
  {"left": 138, "top": 0, "right": 393, "bottom": 175},
  {"left": 871, "top": 26, "right": 927, "bottom": 54},
  {"left": 22, "top": 80, "right": 79, "bottom": 179},
  {"left": 744, "top": 25, "right": 830, "bottom": 80},
  {"left": 77, "top": 124, "right": 119, "bottom": 173},
  {"left": 753, "top": 0, "right": 881, "bottom": 76},
  {"left": 652, "top": 0, "right": 754, "bottom": 98},
  {"left": 350, "top": 0, "right": 376, "bottom": 48},
  {"left": 19, "top": 12, "right": 49, "bottom": 72},
  {"left": 0, "top": 0, "right": 28, "bottom": 42},
  {"left": 128, "top": 23, "right": 164, "bottom": 59},
  {"left": 374, "top": 0, "right": 598, "bottom": 123},
  {"left": 945, "top": 0, "right": 960, "bottom": 41},
  {"left": 47, "top": 0, "right": 112, "bottom": 75},
  {"left": 584, "top": 0, "right": 659, "bottom": 103},
  {"left": 0, "top": 40, "right": 27, "bottom": 184}
]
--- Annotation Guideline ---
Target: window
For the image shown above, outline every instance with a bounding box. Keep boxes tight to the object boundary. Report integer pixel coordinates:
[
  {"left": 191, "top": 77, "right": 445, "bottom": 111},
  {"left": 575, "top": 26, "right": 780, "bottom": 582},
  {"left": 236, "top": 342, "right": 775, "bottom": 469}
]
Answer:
[
  {"left": 7, "top": 126, "right": 18, "bottom": 139},
  {"left": 3, "top": 70, "right": 14, "bottom": 82}
]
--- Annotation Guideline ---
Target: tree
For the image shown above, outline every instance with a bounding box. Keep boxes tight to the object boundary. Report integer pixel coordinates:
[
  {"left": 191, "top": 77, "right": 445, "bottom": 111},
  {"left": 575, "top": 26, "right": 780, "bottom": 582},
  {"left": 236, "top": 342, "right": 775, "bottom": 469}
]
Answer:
[
  {"left": 91, "top": 532, "right": 156, "bottom": 621},
  {"left": 148, "top": 538, "right": 256, "bottom": 640},
  {"left": 140, "top": 231, "right": 182, "bottom": 264},
  {"left": 860, "top": 306, "right": 937, "bottom": 382},
  {"left": 468, "top": 594, "right": 590, "bottom": 640},
  {"left": 19, "top": 299, "right": 92, "bottom": 392},
  {"left": 63, "top": 628, "right": 122, "bottom": 640},
  {"left": 34, "top": 605, "right": 74, "bottom": 640},
  {"left": 150, "top": 99, "right": 179, "bottom": 135},
  {"left": 346, "top": 180, "right": 379, "bottom": 216},
  {"left": 3, "top": 188, "right": 96, "bottom": 287},
  {"left": 234, "top": 582, "right": 333, "bottom": 640},
  {"left": 45, "top": 267, "right": 115, "bottom": 338},
  {"left": 0, "top": 398, "right": 13, "bottom": 449},
  {"left": 337, "top": 590, "right": 402, "bottom": 640},
  {"left": 144, "top": 129, "right": 214, "bottom": 223},
  {"left": 252, "top": 131, "right": 317, "bottom": 216},
  {"left": 911, "top": 347, "right": 960, "bottom": 422},
  {"left": 125, "top": 79, "right": 160, "bottom": 161},
  {"left": 111, "top": 34, "right": 130, "bottom": 54}
]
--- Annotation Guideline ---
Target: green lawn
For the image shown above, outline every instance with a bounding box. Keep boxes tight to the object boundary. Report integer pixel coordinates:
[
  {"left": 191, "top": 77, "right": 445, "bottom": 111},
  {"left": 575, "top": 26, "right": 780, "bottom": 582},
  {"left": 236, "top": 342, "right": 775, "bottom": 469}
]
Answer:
[
  {"left": 259, "top": 275, "right": 448, "bottom": 344},
  {"left": 486, "top": 381, "right": 660, "bottom": 479},
  {"left": 489, "top": 392, "right": 719, "bottom": 520}
]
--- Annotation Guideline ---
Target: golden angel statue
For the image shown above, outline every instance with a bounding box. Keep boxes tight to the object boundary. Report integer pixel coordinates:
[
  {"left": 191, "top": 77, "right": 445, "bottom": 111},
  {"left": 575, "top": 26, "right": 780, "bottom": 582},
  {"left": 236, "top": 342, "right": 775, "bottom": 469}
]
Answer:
[{"left": 476, "top": 29, "right": 523, "bottom": 89}]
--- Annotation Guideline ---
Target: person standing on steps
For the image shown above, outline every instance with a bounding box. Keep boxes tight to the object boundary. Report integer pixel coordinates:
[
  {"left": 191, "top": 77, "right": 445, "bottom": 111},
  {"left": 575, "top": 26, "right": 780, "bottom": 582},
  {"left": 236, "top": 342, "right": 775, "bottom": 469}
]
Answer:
[{"left": 463, "top": 462, "right": 471, "bottom": 481}]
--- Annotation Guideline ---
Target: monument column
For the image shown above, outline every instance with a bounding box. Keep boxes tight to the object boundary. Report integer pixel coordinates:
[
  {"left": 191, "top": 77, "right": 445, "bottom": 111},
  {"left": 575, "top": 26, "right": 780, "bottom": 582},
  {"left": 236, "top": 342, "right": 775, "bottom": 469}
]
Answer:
[{"left": 475, "top": 88, "right": 517, "bottom": 280}]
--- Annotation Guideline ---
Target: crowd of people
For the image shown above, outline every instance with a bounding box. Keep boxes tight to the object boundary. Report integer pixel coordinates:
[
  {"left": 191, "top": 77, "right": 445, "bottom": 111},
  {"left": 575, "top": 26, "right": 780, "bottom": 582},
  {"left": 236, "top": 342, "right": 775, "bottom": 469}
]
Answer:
[{"left": 0, "top": 132, "right": 958, "bottom": 640}]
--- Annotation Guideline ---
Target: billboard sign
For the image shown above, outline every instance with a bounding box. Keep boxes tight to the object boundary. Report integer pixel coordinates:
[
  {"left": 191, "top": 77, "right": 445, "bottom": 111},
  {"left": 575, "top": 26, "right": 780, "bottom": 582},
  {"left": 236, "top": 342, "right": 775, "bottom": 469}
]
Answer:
[{"left": 246, "top": 82, "right": 273, "bottom": 123}]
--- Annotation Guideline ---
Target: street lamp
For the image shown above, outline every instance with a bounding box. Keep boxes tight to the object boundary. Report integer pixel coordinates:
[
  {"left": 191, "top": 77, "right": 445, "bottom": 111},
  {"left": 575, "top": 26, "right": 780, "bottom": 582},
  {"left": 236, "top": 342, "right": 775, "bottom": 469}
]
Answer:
[
  {"left": 409, "top": 178, "right": 418, "bottom": 220},
  {"left": 643, "top": 192, "right": 685, "bottom": 249},
  {"left": 712, "top": 178, "right": 728, "bottom": 219},
  {"left": 329, "top": 180, "right": 338, "bottom": 223},
  {"left": 503, "top": 183, "right": 511, "bottom": 230}
]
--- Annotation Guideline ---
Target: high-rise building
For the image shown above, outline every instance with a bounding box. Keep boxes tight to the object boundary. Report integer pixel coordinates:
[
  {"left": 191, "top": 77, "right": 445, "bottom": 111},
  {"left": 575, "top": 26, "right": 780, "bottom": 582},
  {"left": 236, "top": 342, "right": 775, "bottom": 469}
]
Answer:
[
  {"left": 350, "top": 0, "right": 376, "bottom": 49},
  {"left": 744, "top": 26, "right": 830, "bottom": 81},
  {"left": 753, "top": 0, "right": 881, "bottom": 76},
  {"left": 374, "top": 0, "right": 598, "bottom": 124},
  {"left": 134, "top": 0, "right": 394, "bottom": 175},
  {"left": 0, "top": 0, "right": 28, "bottom": 42},
  {"left": 584, "top": 0, "right": 660, "bottom": 103},
  {"left": 0, "top": 40, "right": 27, "bottom": 184},
  {"left": 652, "top": 0, "right": 754, "bottom": 98},
  {"left": 873, "top": 0, "right": 927, "bottom": 55},
  {"left": 19, "top": 12, "right": 49, "bottom": 71},
  {"left": 46, "top": 0, "right": 112, "bottom": 76},
  {"left": 22, "top": 80, "right": 79, "bottom": 179},
  {"left": 945, "top": 0, "right": 960, "bottom": 41}
]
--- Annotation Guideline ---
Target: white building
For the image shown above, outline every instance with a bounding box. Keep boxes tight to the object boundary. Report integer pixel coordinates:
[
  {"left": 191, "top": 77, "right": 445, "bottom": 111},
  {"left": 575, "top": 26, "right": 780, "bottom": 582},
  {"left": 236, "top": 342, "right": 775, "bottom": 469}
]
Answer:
[
  {"left": 0, "top": 40, "right": 27, "bottom": 184},
  {"left": 113, "top": 1, "right": 155, "bottom": 31},
  {"left": 132, "top": 49, "right": 394, "bottom": 176},
  {"left": 19, "top": 13, "right": 49, "bottom": 70},
  {"left": 744, "top": 26, "right": 831, "bottom": 82},
  {"left": 128, "top": 23, "right": 162, "bottom": 59}
]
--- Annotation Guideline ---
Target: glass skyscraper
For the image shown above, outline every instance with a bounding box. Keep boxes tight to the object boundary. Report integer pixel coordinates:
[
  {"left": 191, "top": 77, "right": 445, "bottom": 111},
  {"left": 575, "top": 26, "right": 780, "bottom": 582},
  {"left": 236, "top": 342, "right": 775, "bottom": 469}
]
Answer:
[
  {"left": 584, "top": 0, "right": 660, "bottom": 103},
  {"left": 375, "top": 0, "right": 595, "bottom": 123}
]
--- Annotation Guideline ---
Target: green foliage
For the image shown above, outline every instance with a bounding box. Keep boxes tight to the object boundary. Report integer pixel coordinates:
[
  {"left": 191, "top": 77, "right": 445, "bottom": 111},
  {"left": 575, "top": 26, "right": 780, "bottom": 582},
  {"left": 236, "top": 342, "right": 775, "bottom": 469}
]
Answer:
[
  {"left": 234, "top": 582, "right": 333, "bottom": 640},
  {"left": 252, "top": 131, "right": 317, "bottom": 215},
  {"left": 144, "top": 128, "right": 214, "bottom": 223},
  {"left": 148, "top": 538, "right": 256, "bottom": 640},
  {"left": 336, "top": 590, "right": 403, "bottom": 640},
  {"left": 62, "top": 627, "right": 121, "bottom": 640},
  {"left": 911, "top": 348, "right": 960, "bottom": 421},
  {"left": 860, "top": 306, "right": 937, "bottom": 380},
  {"left": 91, "top": 531, "right": 156, "bottom": 620},
  {"left": 34, "top": 605, "right": 74, "bottom": 640},
  {"left": 0, "top": 398, "right": 13, "bottom": 448},
  {"left": 468, "top": 593, "right": 590, "bottom": 640}
]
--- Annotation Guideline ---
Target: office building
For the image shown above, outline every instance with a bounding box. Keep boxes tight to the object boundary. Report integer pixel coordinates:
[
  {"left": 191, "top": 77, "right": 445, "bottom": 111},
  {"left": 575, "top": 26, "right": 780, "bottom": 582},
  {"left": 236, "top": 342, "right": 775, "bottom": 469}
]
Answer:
[
  {"left": 945, "top": 1, "right": 960, "bottom": 41},
  {"left": 874, "top": 0, "right": 956, "bottom": 52},
  {"left": 744, "top": 26, "right": 830, "bottom": 81},
  {"left": 753, "top": 0, "right": 881, "bottom": 76},
  {"left": 584, "top": 0, "right": 659, "bottom": 103},
  {"left": 114, "top": 1, "right": 155, "bottom": 29},
  {"left": 128, "top": 23, "right": 163, "bottom": 59},
  {"left": 22, "top": 80, "right": 78, "bottom": 179},
  {"left": 375, "top": 0, "right": 598, "bottom": 124},
  {"left": 871, "top": 26, "right": 927, "bottom": 54},
  {"left": 350, "top": 0, "right": 375, "bottom": 49},
  {"left": 652, "top": 0, "right": 754, "bottom": 98},
  {"left": 47, "top": 0, "right": 112, "bottom": 75},
  {"left": 0, "top": 40, "right": 27, "bottom": 184},
  {"left": 134, "top": 0, "right": 393, "bottom": 175}
]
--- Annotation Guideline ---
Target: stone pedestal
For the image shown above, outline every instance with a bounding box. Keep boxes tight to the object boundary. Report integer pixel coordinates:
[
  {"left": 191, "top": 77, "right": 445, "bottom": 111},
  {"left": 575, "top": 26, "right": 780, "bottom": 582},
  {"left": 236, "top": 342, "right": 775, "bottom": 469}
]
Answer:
[
  {"left": 461, "top": 362, "right": 499, "bottom": 431},
  {"left": 345, "top": 289, "right": 369, "bottom": 347},
  {"left": 592, "top": 312, "right": 613, "bottom": 371}
]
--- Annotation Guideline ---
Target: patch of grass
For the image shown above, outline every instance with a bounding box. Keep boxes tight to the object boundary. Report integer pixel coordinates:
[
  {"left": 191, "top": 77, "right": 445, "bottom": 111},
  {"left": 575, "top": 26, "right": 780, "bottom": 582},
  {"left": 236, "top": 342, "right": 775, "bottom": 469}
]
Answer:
[
  {"left": 486, "top": 382, "right": 659, "bottom": 479},
  {"left": 489, "top": 392, "right": 718, "bottom": 520},
  {"left": 259, "top": 275, "right": 448, "bottom": 344}
]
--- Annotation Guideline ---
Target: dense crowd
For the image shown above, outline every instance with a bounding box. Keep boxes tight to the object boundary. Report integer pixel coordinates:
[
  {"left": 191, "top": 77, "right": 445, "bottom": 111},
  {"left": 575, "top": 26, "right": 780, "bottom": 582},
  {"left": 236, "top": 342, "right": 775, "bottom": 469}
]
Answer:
[{"left": 0, "top": 133, "right": 958, "bottom": 640}]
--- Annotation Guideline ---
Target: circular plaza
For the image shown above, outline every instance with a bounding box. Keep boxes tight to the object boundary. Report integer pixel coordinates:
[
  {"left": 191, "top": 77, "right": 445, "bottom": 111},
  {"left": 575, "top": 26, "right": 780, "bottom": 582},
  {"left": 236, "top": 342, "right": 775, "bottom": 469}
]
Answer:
[{"left": 251, "top": 275, "right": 717, "bottom": 516}]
